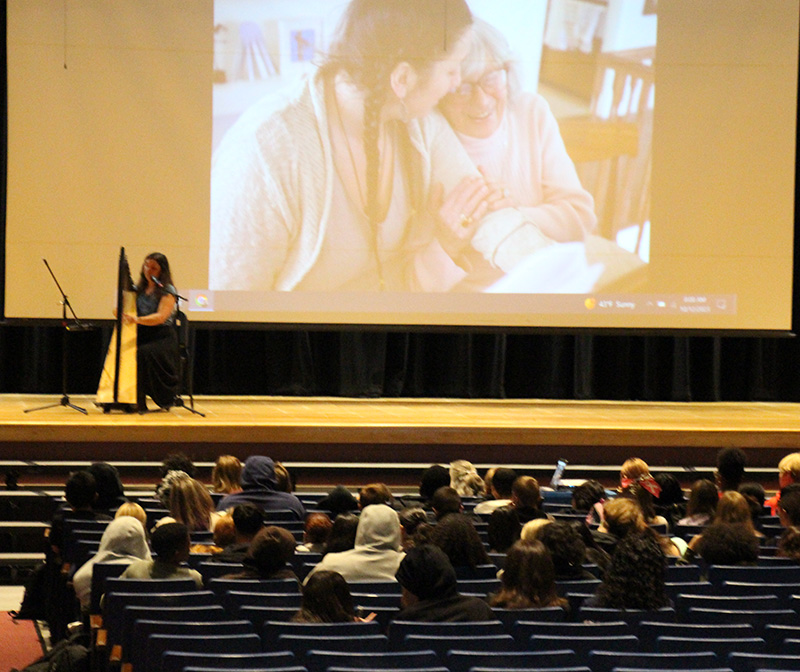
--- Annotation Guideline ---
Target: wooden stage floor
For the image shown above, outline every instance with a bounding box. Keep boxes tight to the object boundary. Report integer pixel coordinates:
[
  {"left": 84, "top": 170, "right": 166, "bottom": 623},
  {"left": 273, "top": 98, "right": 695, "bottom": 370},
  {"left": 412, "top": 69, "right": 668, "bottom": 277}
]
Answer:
[{"left": 1, "top": 394, "right": 799, "bottom": 474}]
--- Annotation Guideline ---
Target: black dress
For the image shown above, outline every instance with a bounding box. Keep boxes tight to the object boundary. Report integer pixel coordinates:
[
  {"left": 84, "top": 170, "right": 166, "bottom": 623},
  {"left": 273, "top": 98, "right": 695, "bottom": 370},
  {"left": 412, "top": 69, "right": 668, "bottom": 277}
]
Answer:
[{"left": 136, "top": 288, "right": 180, "bottom": 408}]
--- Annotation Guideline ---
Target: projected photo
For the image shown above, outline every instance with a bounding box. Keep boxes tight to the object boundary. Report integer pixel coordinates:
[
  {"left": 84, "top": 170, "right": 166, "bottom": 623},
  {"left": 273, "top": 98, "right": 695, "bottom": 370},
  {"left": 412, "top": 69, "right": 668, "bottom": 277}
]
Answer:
[{"left": 209, "top": 0, "right": 654, "bottom": 294}]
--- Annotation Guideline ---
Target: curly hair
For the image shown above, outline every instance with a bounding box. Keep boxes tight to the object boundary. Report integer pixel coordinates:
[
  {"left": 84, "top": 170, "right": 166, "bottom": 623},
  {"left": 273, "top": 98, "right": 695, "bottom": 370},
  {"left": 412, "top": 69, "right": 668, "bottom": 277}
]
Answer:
[
  {"left": 572, "top": 480, "right": 606, "bottom": 512},
  {"left": 489, "top": 540, "right": 567, "bottom": 610},
  {"left": 777, "top": 526, "right": 800, "bottom": 560},
  {"left": 592, "top": 532, "right": 668, "bottom": 610},
  {"left": 537, "top": 521, "right": 587, "bottom": 578},
  {"left": 696, "top": 522, "right": 759, "bottom": 565},
  {"left": 429, "top": 513, "right": 490, "bottom": 569}
]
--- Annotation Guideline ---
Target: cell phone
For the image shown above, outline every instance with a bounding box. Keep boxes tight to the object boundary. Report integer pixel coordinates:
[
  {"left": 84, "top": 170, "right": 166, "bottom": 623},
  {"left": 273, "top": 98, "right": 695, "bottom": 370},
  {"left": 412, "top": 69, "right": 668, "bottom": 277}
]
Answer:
[{"left": 550, "top": 459, "right": 568, "bottom": 489}]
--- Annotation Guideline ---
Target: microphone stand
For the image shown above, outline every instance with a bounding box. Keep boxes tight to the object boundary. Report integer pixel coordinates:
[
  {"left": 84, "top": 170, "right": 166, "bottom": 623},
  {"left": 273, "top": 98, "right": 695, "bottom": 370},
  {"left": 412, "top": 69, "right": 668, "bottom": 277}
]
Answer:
[{"left": 25, "top": 259, "right": 92, "bottom": 414}]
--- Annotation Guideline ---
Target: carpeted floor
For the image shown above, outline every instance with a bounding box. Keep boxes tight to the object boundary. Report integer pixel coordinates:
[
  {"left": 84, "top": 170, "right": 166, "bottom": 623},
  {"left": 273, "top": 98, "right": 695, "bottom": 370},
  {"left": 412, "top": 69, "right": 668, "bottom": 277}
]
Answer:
[{"left": 0, "top": 611, "right": 44, "bottom": 672}]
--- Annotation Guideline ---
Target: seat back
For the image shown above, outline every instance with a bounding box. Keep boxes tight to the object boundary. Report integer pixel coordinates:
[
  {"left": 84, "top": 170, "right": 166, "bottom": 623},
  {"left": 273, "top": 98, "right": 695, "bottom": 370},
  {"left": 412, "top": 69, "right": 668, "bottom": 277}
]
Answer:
[
  {"left": 513, "top": 620, "right": 630, "bottom": 646},
  {"left": 656, "top": 636, "right": 766, "bottom": 655},
  {"left": 676, "top": 593, "right": 780, "bottom": 617},
  {"left": 161, "top": 651, "right": 296, "bottom": 672},
  {"left": 128, "top": 619, "right": 254, "bottom": 671},
  {"left": 685, "top": 608, "right": 797, "bottom": 633},
  {"left": 149, "top": 634, "right": 262, "bottom": 672},
  {"left": 529, "top": 634, "right": 638, "bottom": 657},
  {"left": 707, "top": 565, "right": 800, "bottom": 585},
  {"left": 727, "top": 653, "right": 800, "bottom": 672},
  {"left": 261, "top": 620, "right": 382, "bottom": 650},
  {"left": 208, "top": 577, "right": 300, "bottom": 597},
  {"left": 589, "top": 650, "right": 719, "bottom": 672},
  {"left": 403, "top": 634, "right": 515, "bottom": 658},
  {"left": 446, "top": 649, "right": 579, "bottom": 672},
  {"left": 578, "top": 606, "right": 676, "bottom": 625},
  {"left": 638, "top": 621, "right": 756, "bottom": 651},
  {"left": 387, "top": 619, "right": 505, "bottom": 650},
  {"left": 279, "top": 633, "right": 389, "bottom": 657},
  {"left": 492, "top": 606, "right": 566, "bottom": 631},
  {"left": 89, "top": 561, "right": 131, "bottom": 615},
  {"left": 224, "top": 590, "right": 302, "bottom": 614},
  {"left": 238, "top": 605, "right": 298, "bottom": 628},
  {"left": 305, "top": 650, "right": 438, "bottom": 672}
]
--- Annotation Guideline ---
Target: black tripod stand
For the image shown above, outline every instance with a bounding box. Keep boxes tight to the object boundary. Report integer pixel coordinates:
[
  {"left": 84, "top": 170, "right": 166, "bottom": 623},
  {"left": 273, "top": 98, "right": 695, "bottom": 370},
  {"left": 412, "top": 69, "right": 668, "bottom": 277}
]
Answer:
[{"left": 25, "top": 259, "right": 92, "bottom": 415}]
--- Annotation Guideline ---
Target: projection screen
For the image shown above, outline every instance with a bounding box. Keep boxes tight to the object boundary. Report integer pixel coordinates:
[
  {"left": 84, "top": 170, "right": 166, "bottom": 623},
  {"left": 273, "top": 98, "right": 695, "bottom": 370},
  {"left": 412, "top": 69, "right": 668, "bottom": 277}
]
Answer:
[{"left": 5, "top": 0, "right": 798, "bottom": 329}]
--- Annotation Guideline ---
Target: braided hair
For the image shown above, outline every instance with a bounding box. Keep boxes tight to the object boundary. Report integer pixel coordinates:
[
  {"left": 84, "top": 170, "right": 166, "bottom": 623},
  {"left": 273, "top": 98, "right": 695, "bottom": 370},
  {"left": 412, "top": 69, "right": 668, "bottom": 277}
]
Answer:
[{"left": 321, "top": 0, "right": 472, "bottom": 275}]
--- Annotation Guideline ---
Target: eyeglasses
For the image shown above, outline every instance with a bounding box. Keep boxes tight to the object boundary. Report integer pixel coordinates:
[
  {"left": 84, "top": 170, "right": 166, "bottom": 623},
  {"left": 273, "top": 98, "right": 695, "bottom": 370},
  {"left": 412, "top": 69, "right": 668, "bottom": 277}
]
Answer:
[{"left": 450, "top": 68, "right": 507, "bottom": 100}]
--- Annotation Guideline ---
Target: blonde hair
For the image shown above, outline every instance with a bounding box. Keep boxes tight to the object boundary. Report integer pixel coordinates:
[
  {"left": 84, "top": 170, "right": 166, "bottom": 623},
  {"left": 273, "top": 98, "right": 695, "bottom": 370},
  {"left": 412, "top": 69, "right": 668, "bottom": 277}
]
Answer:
[
  {"left": 604, "top": 497, "right": 647, "bottom": 538},
  {"left": 520, "top": 518, "right": 552, "bottom": 542},
  {"left": 450, "top": 460, "right": 485, "bottom": 497},
  {"left": 211, "top": 455, "right": 242, "bottom": 494},
  {"left": 620, "top": 458, "right": 650, "bottom": 482},
  {"left": 779, "top": 453, "right": 800, "bottom": 481},
  {"left": 168, "top": 476, "right": 216, "bottom": 532},
  {"left": 714, "top": 491, "right": 754, "bottom": 528},
  {"left": 115, "top": 502, "right": 147, "bottom": 531}
]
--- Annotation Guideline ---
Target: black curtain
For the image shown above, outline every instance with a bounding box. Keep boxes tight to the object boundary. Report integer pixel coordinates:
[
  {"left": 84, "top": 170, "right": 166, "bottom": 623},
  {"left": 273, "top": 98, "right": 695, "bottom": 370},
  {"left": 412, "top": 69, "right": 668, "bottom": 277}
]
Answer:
[{"left": 1, "top": 323, "right": 799, "bottom": 402}]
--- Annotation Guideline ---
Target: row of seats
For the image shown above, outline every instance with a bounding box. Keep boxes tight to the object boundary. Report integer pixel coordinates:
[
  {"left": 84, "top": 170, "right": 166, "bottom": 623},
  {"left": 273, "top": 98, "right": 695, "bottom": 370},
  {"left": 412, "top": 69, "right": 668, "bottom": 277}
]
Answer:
[{"left": 89, "top": 564, "right": 800, "bottom": 672}]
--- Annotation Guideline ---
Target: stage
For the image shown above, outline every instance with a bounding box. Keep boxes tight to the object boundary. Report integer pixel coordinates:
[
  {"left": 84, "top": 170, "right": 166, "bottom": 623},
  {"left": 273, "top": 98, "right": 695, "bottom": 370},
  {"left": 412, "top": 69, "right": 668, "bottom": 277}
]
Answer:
[{"left": 0, "top": 394, "right": 798, "bottom": 489}]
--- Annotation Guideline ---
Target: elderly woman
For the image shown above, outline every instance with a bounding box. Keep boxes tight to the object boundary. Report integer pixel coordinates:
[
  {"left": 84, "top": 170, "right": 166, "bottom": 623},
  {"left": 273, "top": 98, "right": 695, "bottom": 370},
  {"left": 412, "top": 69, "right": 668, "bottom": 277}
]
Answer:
[{"left": 439, "top": 18, "right": 596, "bottom": 245}]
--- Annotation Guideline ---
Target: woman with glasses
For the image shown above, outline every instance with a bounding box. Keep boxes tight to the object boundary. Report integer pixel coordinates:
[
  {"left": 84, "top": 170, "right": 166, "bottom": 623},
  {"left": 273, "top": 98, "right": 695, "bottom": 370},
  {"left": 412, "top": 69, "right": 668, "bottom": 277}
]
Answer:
[{"left": 439, "top": 18, "right": 597, "bottom": 245}]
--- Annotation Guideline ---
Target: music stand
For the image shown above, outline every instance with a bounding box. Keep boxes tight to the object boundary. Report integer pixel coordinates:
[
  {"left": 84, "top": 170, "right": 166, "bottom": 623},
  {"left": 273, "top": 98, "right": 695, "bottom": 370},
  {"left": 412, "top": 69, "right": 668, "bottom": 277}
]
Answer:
[{"left": 25, "top": 259, "right": 92, "bottom": 414}]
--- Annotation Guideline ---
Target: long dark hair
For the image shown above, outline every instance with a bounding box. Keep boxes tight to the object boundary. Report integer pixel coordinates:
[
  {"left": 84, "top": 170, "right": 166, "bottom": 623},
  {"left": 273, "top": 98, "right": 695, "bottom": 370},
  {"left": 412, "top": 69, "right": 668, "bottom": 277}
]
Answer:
[
  {"left": 321, "top": 0, "right": 472, "bottom": 228},
  {"left": 136, "top": 252, "right": 174, "bottom": 297},
  {"left": 489, "top": 540, "right": 567, "bottom": 610},
  {"left": 293, "top": 570, "right": 356, "bottom": 623}
]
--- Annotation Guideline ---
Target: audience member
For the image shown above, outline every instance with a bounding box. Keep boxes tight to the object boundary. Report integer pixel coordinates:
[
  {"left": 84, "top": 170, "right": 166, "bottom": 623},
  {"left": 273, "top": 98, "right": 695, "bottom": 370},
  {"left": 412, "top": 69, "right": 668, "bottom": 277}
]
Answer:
[
  {"left": 687, "top": 490, "right": 763, "bottom": 555},
  {"left": 359, "top": 483, "right": 394, "bottom": 509},
  {"left": 211, "top": 514, "right": 236, "bottom": 551},
  {"left": 739, "top": 481, "right": 767, "bottom": 527},
  {"left": 520, "top": 518, "right": 551, "bottom": 543},
  {"left": 777, "top": 484, "right": 800, "bottom": 528},
  {"left": 716, "top": 447, "right": 747, "bottom": 493},
  {"left": 274, "top": 461, "right": 294, "bottom": 493},
  {"left": 568, "top": 480, "right": 606, "bottom": 525},
  {"left": 777, "top": 525, "right": 800, "bottom": 561},
  {"left": 488, "top": 540, "right": 567, "bottom": 610},
  {"left": 509, "top": 476, "right": 548, "bottom": 523},
  {"left": 429, "top": 513, "right": 491, "bottom": 573},
  {"left": 677, "top": 479, "right": 718, "bottom": 526},
  {"left": 72, "top": 517, "right": 151, "bottom": 611},
  {"left": 156, "top": 453, "right": 196, "bottom": 504},
  {"left": 216, "top": 455, "right": 306, "bottom": 520},
  {"left": 120, "top": 522, "right": 203, "bottom": 587},
  {"left": 766, "top": 452, "right": 800, "bottom": 514},
  {"left": 163, "top": 474, "right": 222, "bottom": 532},
  {"left": 398, "top": 507, "right": 430, "bottom": 550},
  {"left": 449, "top": 460, "right": 485, "bottom": 497},
  {"left": 619, "top": 457, "right": 651, "bottom": 489},
  {"left": 537, "top": 521, "right": 596, "bottom": 580},
  {"left": 318, "top": 485, "right": 360, "bottom": 517},
  {"left": 114, "top": 502, "right": 148, "bottom": 531},
  {"left": 297, "top": 512, "right": 333, "bottom": 553},
  {"left": 325, "top": 513, "right": 360, "bottom": 554},
  {"left": 619, "top": 482, "right": 669, "bottom": 530},
  {"left": 212, "top": 503, "right": 264, "bottom": 563},
  {"left": 596, "top": 497, "right": 680, "bottom": 557},
  {"left": 584, "top": 531, "right": 669, "bottom": 610},
  {"left": 653, "top": 473, "right": 686, "bottom": 528},
  {"left": 394, "top": 545, "right": 495, "bottom": 621},
  {"left": 87, "top": 462, "right": 127, "bottom": 512},
  {"left": 306, "top": 504, "right": 405, "bottom": 583},
  {"left": 430, "top": 486, "right": 463, "bottom": 520},
  {"left": 693, "top": 522, "right": 759, "bottom": 565},
  {"left": 292, "top": 570, "right": 374, "bottom": 623},
  {"left": 473, "top": 467, "right": 517, "bottom": 514},
  {"left": 487, "top": 505, "right": 521, "bottom": 553},
  {"left": 225, "top": 525, "right": 298, "bottom": 581},
  {"left": 211, "top": 455, "right": 243, "bottom": 494},
  {"left": 49, "top": 470, "right": 111, "bottom": 559},
  {"left": 418, "top": 465, "right": 451, "bottom": 506}
]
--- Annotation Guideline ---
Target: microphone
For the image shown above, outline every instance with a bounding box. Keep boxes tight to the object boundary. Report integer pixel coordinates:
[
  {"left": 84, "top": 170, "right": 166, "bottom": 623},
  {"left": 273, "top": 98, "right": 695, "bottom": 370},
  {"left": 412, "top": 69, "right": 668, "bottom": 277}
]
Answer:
[{"left": 150, "top": 275, "right": 164, "bottom": 288}]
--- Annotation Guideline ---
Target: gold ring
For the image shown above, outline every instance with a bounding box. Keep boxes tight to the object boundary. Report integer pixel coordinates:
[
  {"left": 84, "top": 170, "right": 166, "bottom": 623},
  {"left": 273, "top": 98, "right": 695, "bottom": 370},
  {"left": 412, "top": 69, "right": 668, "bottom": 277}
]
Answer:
[{"left": 459, "top": 213, "right": 472, "bottom": 227}]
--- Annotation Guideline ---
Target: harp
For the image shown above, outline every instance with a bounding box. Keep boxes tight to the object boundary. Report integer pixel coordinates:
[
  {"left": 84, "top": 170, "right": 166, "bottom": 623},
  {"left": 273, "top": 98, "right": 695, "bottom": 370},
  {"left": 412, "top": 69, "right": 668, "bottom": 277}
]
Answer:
[{"left": 96, "top": 247, "right": 137, "bottom": 409}]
